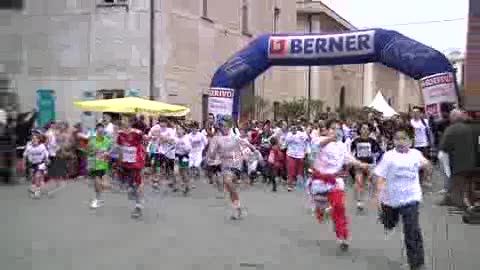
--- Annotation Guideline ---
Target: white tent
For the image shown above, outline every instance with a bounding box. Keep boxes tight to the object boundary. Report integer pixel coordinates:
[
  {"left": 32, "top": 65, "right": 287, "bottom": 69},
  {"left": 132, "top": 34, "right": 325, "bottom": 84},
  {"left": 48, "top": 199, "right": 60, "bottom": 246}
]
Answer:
[{"left": 368, "top": 92, "right": 398, "bottom": 117}]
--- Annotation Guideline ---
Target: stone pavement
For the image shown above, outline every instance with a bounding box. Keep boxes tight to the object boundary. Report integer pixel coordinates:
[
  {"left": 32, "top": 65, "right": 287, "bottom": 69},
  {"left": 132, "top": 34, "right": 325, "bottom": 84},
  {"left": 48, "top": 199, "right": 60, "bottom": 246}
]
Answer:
[{"left": 0, "top": 173, "right": 479, "bottom": 270}]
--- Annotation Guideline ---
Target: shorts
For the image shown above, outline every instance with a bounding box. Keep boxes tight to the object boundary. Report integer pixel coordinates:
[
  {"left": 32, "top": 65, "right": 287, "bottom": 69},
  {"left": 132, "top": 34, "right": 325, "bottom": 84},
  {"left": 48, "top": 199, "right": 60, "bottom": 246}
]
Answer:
[
  {"left": 176, "top": 154, "right": 189, "bottom": 169},
  {"left": 90, "top": 169, "right": 107, "bottom": 178},
  {"left": 221, "top": 166, "right": 241, "bottom": 179},
  {"left": 354, "top": 166, "right": 373, "bottom": 177},
  {"left": 31, "top": 163, "right": 47, "bottom": 174},
  {"left": 119, "top": 167, "right": 142, "bottom": 185},
  {"left": 207, "top": 165, "right": 222, "bottom": 177}
]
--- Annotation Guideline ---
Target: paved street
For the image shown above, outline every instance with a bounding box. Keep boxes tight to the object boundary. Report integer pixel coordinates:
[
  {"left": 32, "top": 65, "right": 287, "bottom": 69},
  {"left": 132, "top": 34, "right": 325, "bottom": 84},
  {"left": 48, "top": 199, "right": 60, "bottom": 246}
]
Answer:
[{"left": 1, "top": 172, "right": 479, "bottom": 270}]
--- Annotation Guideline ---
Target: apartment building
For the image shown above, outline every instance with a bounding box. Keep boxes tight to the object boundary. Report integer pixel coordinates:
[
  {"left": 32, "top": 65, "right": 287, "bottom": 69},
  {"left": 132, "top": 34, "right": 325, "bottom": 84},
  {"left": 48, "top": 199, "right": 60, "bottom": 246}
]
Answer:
[{"left": 0, "top": 0, "right": 423, "bottom": 124}]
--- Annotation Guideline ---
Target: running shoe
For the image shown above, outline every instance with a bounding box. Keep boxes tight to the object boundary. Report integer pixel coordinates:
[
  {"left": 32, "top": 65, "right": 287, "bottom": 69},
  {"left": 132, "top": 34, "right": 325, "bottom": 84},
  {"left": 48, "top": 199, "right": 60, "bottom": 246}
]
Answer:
[
  {"left": 183, "top": 186, "right": 190, "bottom": 196},
  {"left": 230, "top": 208, "right": 242, "bottom": 220},
  {"left": 384, "top": 229, "right": 395, "bottom": 240},
  {"left": 131, "top": 207, "right": 143, "bottom": 219},
  {"left": 338, "top": 239, "right": 349, "bottom": 251},
  {"left": 89, "top": 199, "right": 104, "bottom": 209}
]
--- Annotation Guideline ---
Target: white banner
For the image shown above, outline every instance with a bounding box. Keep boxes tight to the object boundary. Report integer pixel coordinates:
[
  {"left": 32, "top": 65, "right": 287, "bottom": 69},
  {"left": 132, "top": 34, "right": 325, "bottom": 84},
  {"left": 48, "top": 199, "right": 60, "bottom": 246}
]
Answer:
[
  {"left": 208, "top": 87, "right": 234, "bottom": 122},
  {"left": 268, "top": 30, "right": 375, "bottom": 59},
  {"left": 420, "top": 72, "right": 458, "bottom": 118}
]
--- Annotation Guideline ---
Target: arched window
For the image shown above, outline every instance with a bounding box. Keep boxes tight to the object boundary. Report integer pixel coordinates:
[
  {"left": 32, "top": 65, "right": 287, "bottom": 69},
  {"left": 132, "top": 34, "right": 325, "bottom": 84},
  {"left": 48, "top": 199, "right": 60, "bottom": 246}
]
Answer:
[{"left": 339, "top": 86, "right": 345, "bottom": 109}]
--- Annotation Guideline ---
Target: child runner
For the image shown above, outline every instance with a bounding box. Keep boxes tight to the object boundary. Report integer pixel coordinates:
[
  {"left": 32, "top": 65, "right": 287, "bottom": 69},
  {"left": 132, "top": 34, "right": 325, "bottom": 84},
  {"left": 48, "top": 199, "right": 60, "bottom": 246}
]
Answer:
[
  {"left": 373, "top": 124, "right": 432, "bottom": 270},
  {"left": 24, "top": 133, "right": 49, "bottom": 198},
  {"left": 88, "top": 123, "right": 112, "bottom": 209},
  {"left": 267, "top": 137, "right": 285, "bottom": 192},
  {"left": 174, "top": 125, "right": 192, "bottom": 194},
  {"left": 157, "top": 119, "right": 177, "bottom": 190},
  {"left": 308, "top": 119, "right": 369, "bottom": 251},
  {"left": 285, "top": 125, "right": 309, "bottom": 191},
  {"left": 350, "top": 122, "right": 382, "bottom": 212},
  {"left": 117, "top": 127, "right": 146, "bottom": 218},
  {"left": 207, "top": 115, "right": 255, "bottom": 219},
  {"left": 188, "top": 121, "right": 207, "bottom": 178}
]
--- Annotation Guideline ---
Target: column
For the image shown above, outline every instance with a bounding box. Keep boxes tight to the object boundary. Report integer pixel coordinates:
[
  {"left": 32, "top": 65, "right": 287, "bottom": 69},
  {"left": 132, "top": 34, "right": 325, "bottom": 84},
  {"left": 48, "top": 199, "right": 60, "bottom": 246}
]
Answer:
[
  {"left": 310, "top": 15, "right": 321, "bottom": 100},
  {"left": 363, "top": 63, "right": 375, "bottom": 106},
  {"left": 398, "top": 72, "right": 406, "bottom": 111}
]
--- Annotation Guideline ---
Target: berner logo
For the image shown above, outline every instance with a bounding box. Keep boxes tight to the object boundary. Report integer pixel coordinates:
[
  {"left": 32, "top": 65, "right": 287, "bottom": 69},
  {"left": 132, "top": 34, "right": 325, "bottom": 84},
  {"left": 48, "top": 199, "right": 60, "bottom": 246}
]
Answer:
[{"left": 268, "top": 30, "right": 375, "bottom": 59}]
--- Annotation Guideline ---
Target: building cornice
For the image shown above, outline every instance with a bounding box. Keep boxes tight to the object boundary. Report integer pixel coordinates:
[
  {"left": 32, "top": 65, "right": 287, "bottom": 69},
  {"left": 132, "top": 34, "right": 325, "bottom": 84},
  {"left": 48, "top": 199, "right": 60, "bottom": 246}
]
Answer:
[{"left": 296, "top": 0, "right": 356, "bottom": 30}]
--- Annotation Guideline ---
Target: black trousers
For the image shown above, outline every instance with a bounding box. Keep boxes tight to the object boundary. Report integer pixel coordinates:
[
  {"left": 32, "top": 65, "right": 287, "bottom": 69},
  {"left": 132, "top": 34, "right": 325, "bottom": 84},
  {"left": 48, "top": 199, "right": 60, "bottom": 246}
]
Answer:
[{"left": 381, "top": 202, "right": 425, "bottom": 268}]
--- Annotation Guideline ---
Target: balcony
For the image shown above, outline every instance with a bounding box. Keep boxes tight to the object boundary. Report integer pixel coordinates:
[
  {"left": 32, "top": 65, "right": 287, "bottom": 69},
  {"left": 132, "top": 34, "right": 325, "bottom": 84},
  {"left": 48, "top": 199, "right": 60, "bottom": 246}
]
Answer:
[{"left": 296, "top": 0, "right": 356, "bottom": 30}]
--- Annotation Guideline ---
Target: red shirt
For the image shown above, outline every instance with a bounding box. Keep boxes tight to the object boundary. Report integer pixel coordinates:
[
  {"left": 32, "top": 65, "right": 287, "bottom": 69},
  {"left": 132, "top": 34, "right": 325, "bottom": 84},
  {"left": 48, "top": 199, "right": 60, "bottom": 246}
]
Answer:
[
  {"left": 269, "top": 146, "right": 285, "bottom": 168},
  {"left": 117, "top": 130, "right": 145, "bottom": 169}
]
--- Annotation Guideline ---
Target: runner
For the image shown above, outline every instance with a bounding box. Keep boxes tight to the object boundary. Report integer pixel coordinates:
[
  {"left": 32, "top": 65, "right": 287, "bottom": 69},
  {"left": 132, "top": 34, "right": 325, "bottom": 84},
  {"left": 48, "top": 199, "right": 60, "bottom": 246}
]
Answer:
[
  {"left": 285, "top": 124, "right": 309, "bottom": 191},
  {"left": 88, "top": 123, "right": 112, "bottom": 209},
  {"left": 174, "top": 125, "right": 192, "bottom": 195},
  {"left": 23, "top": 132, "right": 49, "bottom": 199},
  {"left": 350, "top": 122, "right": 382, "bottom": 212},
  {"left": 207, "top": 115, "right": 255, "bottom": 219},
  {"left": 188, "top": 121, "right": 207, "bottom": 178},
  {"left": 307, "top": 119, "right": 369, "bottom": 251},
  {"left": 117, "top": 127, "right": 146, "bottom": 218},
  {"left": 373, "top": 124, "right": 432, "bottom": 270}
]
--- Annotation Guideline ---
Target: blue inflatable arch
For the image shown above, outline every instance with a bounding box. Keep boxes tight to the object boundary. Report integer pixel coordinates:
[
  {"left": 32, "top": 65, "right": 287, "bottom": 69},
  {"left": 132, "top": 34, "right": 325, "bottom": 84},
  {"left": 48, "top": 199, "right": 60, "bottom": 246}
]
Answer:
[{"left": 210, "top": 28, "right": 455, "bottom": 118}]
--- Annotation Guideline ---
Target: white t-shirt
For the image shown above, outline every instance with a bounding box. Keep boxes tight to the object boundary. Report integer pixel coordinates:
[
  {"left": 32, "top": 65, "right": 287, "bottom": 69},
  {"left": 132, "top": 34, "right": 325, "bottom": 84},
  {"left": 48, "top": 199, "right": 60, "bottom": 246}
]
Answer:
[
  {"left": 314, "top": 141, "right": 348, "bottom": 175},
  {"left": 105, "top": 122, "right": 115, "bottom": 137},
  {"left": 157, "top": 127, "right": 177, "bottom": 158},
  {"left": 188, "top": 132, "right": 207, "bottom": 154},
  {"left": 24, "top": 143, "right": 49, "bottom": 164},
  {"left": 175, "top": 135, "right": 191, "bottom": 156},
  {"left": 374, "top": 148, "right": 424, "bottom": 207},
  {"left": 285, "top": 131, "right": 309, "bottom": 159},
  {"left": 410, "top": 119, "right": 429, "bottom": 147},
  {"left": 45, "top": 130, "right": 58, "bottom": 157}
]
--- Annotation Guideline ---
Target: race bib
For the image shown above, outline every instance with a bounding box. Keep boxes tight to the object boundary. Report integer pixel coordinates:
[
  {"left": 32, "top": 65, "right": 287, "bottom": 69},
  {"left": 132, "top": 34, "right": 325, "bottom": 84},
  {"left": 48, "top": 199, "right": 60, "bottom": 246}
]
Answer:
[
  {"left": 310, "top": 180, "right": 334, "bottom": 195},
  {"left": 122, "top": 146, "right": 137, "bottom": 163},
  {"left": 356, "top": 143, "right": 372, "bottom": 158}
]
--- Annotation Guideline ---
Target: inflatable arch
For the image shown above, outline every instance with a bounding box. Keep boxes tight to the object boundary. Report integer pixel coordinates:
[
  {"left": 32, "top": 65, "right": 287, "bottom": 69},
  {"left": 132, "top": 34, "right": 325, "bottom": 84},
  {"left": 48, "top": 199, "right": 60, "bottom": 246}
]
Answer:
[{"left": 209, "top": 28, "right": 456, "bottom": 118}]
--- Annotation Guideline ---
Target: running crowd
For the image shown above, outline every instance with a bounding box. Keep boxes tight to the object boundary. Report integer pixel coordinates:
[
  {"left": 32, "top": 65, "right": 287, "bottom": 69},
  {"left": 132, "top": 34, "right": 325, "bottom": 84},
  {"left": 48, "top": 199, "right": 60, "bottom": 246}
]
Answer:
[{"left": 22, "top": 107, "right": 441, "bottom": 270}]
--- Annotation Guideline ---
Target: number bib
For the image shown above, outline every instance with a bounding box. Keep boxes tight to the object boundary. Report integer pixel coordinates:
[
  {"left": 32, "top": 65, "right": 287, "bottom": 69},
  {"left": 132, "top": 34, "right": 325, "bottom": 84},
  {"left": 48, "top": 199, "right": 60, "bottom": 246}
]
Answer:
[{"left": 122, "top": 146, "right": 137, "bottom": 163}]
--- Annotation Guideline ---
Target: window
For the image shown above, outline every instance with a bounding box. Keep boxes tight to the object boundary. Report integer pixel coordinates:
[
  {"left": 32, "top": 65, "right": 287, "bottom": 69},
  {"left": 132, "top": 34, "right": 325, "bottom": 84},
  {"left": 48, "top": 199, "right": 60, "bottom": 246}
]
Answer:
[
  {"left": 273, "top": 7, "right": 280, "bottom": 33},
  {"left": 241, "top": 0, "right": 251, "bottom": 35},
  {"left": 0, "top": 0, "right": 23, "bottom": 9},
  {"left": 97, "top": 0, "right": 129, "bottom": 7}
]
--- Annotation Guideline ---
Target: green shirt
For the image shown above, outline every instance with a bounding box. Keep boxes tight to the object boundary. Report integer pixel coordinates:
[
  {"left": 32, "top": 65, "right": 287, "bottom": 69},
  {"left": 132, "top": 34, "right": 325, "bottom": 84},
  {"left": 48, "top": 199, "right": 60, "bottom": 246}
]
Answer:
[{"left": 88, "top": 135, "right": 112, "bottom": 171}]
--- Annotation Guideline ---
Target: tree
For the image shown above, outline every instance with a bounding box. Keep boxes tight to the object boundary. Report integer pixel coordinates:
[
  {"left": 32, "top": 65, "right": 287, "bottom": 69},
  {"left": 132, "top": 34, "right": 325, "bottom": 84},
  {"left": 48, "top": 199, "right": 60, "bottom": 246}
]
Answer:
[
  {"left": 308, "top": 99, "right": 324, "bottom": 120},
  {"left": 254, "top": 96, "right": 271, "bottom": 120},
  {"left": 277, "top": 98, "right": 306, "bottom": 121}
]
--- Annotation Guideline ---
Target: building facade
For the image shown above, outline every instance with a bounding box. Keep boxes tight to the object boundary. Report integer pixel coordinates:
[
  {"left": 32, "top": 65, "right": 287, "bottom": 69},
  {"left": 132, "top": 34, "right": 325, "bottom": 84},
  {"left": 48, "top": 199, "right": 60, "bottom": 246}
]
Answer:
[{"left": 0, "top": 0, "right": 423, "bottom": 124}]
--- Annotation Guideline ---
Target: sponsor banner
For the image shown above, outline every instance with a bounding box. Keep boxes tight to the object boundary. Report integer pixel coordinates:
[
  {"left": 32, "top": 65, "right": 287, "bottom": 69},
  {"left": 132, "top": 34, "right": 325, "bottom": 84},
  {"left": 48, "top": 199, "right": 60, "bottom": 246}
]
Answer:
[
  {"left": 420, "top": 72, "right": 458, "bottom": 118},
  {"left": 268, "top": 30, "right": 375, "bottom": 59},
  {"left": 208, "top": 87, "right": 234, "bottom": 122}
]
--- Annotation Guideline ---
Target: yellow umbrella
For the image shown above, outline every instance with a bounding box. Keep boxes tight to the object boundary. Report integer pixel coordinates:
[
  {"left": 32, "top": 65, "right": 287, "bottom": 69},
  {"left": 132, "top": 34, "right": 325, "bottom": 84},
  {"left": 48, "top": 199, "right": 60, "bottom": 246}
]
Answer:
[{"left": 73, "top": 97, "right": 190, "bottom": 115}]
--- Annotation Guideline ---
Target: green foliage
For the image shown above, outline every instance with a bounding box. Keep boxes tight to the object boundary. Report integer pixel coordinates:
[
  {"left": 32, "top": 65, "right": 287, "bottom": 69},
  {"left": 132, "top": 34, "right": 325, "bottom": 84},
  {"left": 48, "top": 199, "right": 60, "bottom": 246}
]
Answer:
[{"left": 276, "top": 98, "right": 324, "bottom": 121}]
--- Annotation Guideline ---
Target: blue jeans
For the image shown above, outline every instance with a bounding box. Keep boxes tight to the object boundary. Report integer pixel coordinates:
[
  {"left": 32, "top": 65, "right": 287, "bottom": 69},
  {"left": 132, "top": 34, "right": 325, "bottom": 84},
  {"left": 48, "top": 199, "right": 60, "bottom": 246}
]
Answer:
[{"left": 380, "top": 202, "right": 425, "bottom": 268}]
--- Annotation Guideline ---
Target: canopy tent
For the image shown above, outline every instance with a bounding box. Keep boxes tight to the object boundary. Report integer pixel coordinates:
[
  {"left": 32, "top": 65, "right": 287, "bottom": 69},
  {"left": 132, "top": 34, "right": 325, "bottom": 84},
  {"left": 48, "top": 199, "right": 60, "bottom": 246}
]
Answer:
[
  {"left": 368, "top": 92, "right": 398, "bottom": 117},
  {"left": 73, "top": 97, "right": 190, "bottom": 116}
]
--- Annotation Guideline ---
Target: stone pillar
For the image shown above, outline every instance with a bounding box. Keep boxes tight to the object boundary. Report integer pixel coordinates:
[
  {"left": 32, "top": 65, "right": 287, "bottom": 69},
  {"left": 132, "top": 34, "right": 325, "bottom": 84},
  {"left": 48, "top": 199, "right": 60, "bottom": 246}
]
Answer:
[
  {"left": 398, "top": 72, "right": 406, "bottom": 111},
  {"left": 363, "top": 63, "right": 376, "bottom": 105},
  {"left": 310, "top": 15, "right": 321, "bottom": 100}
]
